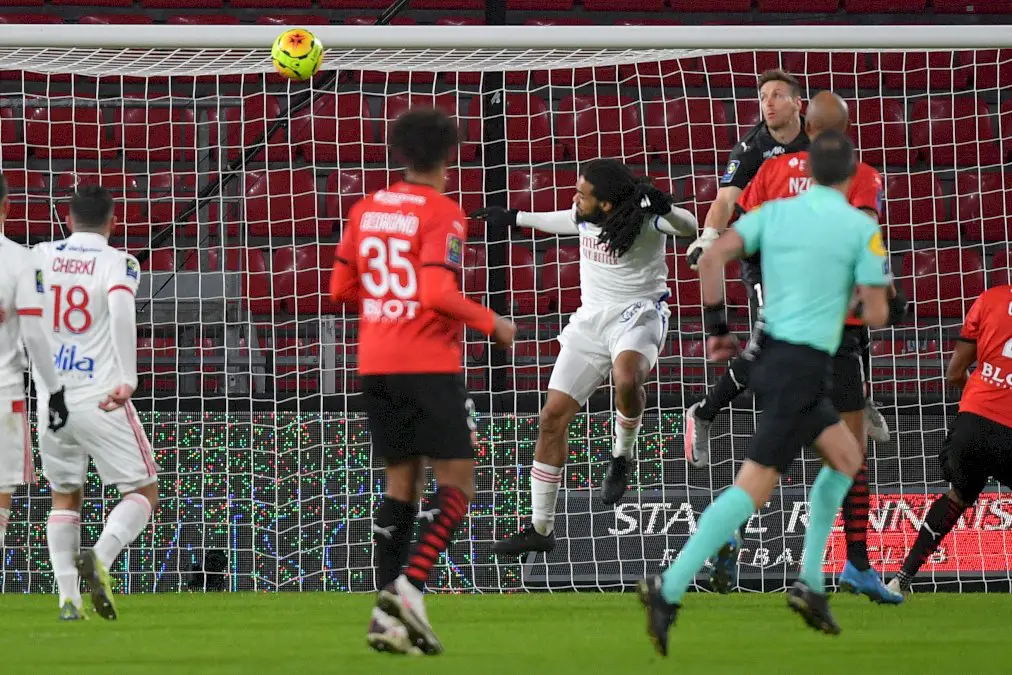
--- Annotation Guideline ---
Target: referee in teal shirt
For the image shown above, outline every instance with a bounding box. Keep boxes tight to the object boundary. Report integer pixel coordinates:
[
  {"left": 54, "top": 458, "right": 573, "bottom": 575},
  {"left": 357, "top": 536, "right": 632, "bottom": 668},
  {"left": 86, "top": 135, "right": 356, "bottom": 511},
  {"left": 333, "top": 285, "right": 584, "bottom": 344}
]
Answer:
[{"left": 638, "top": 131, "right": 892, "bottom": 656}]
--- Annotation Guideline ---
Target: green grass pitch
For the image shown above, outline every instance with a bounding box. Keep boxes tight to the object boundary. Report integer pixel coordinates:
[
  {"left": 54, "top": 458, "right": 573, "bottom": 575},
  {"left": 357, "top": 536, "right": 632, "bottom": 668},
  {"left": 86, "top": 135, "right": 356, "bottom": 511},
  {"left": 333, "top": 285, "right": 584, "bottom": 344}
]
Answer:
[{"left": 4, "top": 592, "right": 1011, "bottom": 673}]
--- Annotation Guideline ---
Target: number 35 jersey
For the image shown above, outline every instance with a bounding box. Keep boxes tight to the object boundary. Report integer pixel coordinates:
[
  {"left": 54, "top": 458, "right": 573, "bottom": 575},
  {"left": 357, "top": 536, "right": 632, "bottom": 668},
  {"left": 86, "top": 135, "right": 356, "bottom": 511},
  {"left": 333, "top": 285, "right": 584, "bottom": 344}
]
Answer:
[{"left": 33, "top": 232, "right": 141, "bottom": 401}]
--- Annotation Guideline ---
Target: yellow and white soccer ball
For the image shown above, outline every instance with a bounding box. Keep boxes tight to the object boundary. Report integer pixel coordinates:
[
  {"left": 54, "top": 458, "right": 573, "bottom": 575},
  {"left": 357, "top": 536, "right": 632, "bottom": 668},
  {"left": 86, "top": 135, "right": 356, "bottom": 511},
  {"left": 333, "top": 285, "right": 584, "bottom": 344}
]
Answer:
[{"left": 271, "top": 29, "right": 324, "bottom": 81}]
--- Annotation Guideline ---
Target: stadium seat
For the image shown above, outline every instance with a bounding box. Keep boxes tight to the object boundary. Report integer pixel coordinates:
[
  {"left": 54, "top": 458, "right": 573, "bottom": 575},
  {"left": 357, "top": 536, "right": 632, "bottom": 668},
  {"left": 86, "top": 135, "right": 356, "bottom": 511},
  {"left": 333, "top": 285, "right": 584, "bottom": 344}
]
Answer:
[
  {"left": 782, "top": 52, "right": 878, "bottom": 92},
  {"left": 79, "top": 13, "right": 152, "bottom": 22},
  {"left": 758, "top": 0, "right": 837, "bottom": 10},
  {"left": 703, "top": 51, "right": 781, "bottom": 89},
  {"left": 910, "top": 97, "right": 1001, "bottom": 168},
  {"left": 209, "top": 93, "right": 291, "bottom": 164},
  {"left": 934, "top": 0, "right": 1008, "bottom": 12},
  {"left": 55, "top": 172, "right": 146, "bottom": 236},
  {"left": 379, "top": 92, "right": 475, "bottom": 162},
  {"left": 732, "top": 100, "right": 761, "bottom": 144},
  {"left": 245, "top": 169, "right": 322, "bottom": 238},
  {"left": 0, "top": 106, "right": 24, "bottom": 162},
  {"left": 724, "top": 260, "right": 749, "bottom": 311},
  {"left": 509, "top": 245, "right": 537, "bottom": 315},
  {"left": 232, "top": 0, "right": 311, "bottom": 7},
  {"left": 148, "top": 171, "right": 221, "bottom": 237},
  {"left": 883, "top": 173, "right": 955, "bottom": 241},
  {"left": 435, "top": 16, "right": 485, "bottom": 25},
  {"left": 619, "top": 57, "right": 707, "bottom": 90},
  {"left": 318, "top": 0, "right": 389, "bottom": 6},
  {"left": 462, "top": 245, "right": 486, "bottom": 299},
  {"left": 2, "top": 170, "right": 51, "bottom": 238},
  {"left": 521, "top": 18, "right": 617, "bottom": 87},
  {"left": 468, "top": 94, "right": 558, "bottom": 164},
  {"left": 118, "top": 94, "right": 197, "bottom": 162},
  {"left": 144, "top": 249, "right": 177, "bottom": 272},
  {"left": 585, "top": 0, "right": 663, "bottom": 9},
  {"left": 271, "top": 245, "right": 325, "bottom": 315},
  {"left": 508, "top": 169, "right": 577, "bottom": 214},
  {"left": 991, "top": 249, "right": 1011, "bottom": 288},
  {"left": 669, "top": 0, "right": 749, "bottom": 9},
  {"left": 880, "top": 51, "right": 972, "bottom": 92},
  {"left": 541, "top": 246, "right": 580, "bottom": 314},
  {"left": 444, "top": 168, "right": 485, "bottom": 223},
  {"left": 844, "top": 0, "right": 925, "bottom": 10},
  {"left": 292, "top": 92, "right": 372, "bottom": 165},
  {"left": 273, "top": 335, "right": 320, "bottom": 393},
  {"left": 164, "top": 14, "right": 237, "bottom": 23},
  {"left": 0, "top": 13, "right": 61, "bottom": 22},
  {"left": 954, "top": 172, "right": 1012, "bottom": 242},
  {"left": 967, "top": 49, "right": 1012, "bottom": 91},
  {"left": 324, "top": 168, "right": 391, "bottom": 230},
  {"left": 1000, "top": 100, "right": 1012, "bottom": 161},
  {"left": 846, "top": 97, "right": 912, "bottom": 168},
  {"left": 682, "top": 175, "right": 719, "bottom": 225},
  {"left": 289, "top": 244, "right": 338, "bottom": 315},
  {"left": 255, "top": 14, "right": 330, "bottom": 24},
  {"left": 507, "top": 0, "right": 572, "bottom": 6},
  {"left": 899, "top": 249, "right": 984, "bottom": 318},
  {"left": 667, "top": 250, "right": 701, "bottom": 318},
  {"left": 645, "top": 97, "right": 731, "bottom": 168},
  {"left": 26, "top": 97, "right": 120, "bottom": 160}
]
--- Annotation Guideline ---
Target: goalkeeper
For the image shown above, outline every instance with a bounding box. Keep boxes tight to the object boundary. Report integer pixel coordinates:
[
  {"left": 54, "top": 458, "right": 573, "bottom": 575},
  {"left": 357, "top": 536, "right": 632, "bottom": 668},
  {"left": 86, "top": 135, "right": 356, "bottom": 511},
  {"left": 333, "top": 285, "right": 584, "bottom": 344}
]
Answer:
[{"left": 638, "top": 131, "right": 891, "bottom": 656}]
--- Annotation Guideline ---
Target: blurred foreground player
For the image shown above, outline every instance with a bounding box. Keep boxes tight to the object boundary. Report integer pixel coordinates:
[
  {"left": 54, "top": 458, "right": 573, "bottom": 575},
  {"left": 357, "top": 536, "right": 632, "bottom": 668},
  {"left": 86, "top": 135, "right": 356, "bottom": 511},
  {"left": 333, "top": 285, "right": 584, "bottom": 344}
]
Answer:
[
  {"left": 475, "top": 160, "right": 697, "bottom": 555},
  {"left": 638, "top": 131, "right": 891, "bottom": 656},
  {"left": 888, "top": 284, "right": 1012, "bottom": 595},
  {"left": 330, "top": 108, "right": 515, "bottom": 655},
  {"left": 706, "top": 92, "right": 906, "bottom": 603},
  {"left": 0, "top": 174, "right": 69, "bottom": 552},
  {"left": 33, "top": 186, "right": 158, "bottom": 621}
]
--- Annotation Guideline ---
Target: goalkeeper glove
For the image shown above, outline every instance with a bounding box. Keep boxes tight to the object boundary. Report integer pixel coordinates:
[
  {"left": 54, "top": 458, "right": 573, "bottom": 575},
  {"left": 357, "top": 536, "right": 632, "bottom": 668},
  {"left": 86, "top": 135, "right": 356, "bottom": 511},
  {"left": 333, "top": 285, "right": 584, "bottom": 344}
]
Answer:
[
  {"left": 887, "top": 288, "right": 909, "bottom": 326},
  {"left": 47, "top": 387, "right": 69, "bottom": 433},
  {"left": 686, "top": 227, "right": 721, "bottom": 270},
  {"left": 469, "top": 207, "right": 518, "bottom": 230},
  {"left": 638, "top": 185, "right": 674, "bottom": 216}
]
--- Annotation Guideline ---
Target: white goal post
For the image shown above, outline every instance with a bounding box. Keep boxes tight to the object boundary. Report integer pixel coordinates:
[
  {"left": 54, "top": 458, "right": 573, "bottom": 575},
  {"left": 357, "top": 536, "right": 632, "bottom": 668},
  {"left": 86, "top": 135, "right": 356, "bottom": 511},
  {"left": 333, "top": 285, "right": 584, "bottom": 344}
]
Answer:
[{"left": 0, "top": 24, "right": 1010, "bottom": 595}]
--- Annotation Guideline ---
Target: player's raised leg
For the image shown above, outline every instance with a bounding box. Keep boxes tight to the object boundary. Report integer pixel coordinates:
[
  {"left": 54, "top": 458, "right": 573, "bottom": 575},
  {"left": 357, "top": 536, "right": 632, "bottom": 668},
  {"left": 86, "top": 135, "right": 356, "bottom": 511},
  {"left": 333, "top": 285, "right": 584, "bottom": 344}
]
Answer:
[{"left": 601, "top": 349, "right": 652, "bottom": 506}]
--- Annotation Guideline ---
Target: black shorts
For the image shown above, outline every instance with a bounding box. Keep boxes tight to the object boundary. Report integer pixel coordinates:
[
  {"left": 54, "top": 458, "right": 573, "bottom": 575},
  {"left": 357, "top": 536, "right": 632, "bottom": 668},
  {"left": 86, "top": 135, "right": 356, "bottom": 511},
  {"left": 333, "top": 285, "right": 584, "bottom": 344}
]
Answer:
[
  {"left": 830, "top": 325, "right": 870, "bottom": 413},
  {"left": 361, "top": 373, "right": 475, "bottom": 465},
  {"left": 748, "top": 338, "right": 840, "bottom": 474},
  {"left": 940, "top": 412, "right": 1012, "bottom": 502}
]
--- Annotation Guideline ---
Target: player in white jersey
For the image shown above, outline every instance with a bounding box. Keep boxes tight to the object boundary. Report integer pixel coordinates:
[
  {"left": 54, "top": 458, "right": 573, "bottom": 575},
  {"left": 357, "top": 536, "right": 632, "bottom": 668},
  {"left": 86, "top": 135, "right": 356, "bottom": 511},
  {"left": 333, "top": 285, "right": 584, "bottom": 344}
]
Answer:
[
  {"left": 32, "top": 186, "right": 158, "bottom": 621},
  {"left": 0, "top": 174, "right": 70, "bottom": 552},
  {"left": 474, "top": 159, "right": 697, "bottom": 555}
]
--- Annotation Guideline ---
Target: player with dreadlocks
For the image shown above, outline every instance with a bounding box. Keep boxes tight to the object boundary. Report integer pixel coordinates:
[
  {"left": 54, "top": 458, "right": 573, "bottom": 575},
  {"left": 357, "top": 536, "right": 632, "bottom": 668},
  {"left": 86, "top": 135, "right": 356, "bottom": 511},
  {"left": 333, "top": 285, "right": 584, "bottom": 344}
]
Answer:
[{"left": 474, "top": 159, "right": 698, "bottom": 556}]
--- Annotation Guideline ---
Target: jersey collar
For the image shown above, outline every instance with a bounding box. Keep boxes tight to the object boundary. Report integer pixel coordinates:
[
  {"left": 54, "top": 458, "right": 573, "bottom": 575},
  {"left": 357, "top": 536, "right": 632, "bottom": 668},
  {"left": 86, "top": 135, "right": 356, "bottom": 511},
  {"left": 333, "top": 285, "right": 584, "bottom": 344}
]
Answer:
[{"left": 67, "top": 231, "right": 108, "bottom": 245}]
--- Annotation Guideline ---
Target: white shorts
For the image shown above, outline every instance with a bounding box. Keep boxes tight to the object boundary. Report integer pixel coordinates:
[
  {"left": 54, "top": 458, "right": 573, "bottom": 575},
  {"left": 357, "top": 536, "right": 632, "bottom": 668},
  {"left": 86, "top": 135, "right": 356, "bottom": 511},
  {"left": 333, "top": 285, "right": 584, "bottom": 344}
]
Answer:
[
  {"left": 0, "top": 399, "right": 34, "bottom": 493},
  {"left": 40, "top": 398, "right": 159, "bottom": 494},
  {"left": 548, "top": 298, "right": 670, "bottom": 405}
]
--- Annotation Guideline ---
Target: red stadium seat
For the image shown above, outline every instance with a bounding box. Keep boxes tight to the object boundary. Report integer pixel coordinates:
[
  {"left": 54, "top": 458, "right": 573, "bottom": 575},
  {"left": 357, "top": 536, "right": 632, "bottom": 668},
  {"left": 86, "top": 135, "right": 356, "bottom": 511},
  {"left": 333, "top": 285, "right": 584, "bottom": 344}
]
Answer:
[
  {"left": 910, "top": 97, "right": 1001, "bottom": 168},
  {"left": 272, "top": 245, "right": 337, "bottom": 315},
  {"left": 144, "top": 249, "right": 177, "bottom": 272},
  {"left": 954, "top": 172, "right": 1012, "bottom": 242},
  {"left": 292, "top": 92, "right": 372, "bottom": 165},
  {"left": 670, "top": 0, "right": 749, "bottom": 8},
  {"left": 732, "top": 100, "right": 761, "bottom": 143},
  {"left": 444, "top": 168, "right": 485, "bottom": 223},
  {"left": 880, "top": 51, "right": 972, "bottom": 92},
  {"left": 585, "top": 0, "right": 663, "bottom": 9},
  {"left": 682, "top": 175, "right": 719, "bottom": 226},
  {"left": 934, "top": 0, "right": 1008, "bottom": 12},
  {"left": 410, "top": 0, "right": 482, "bottom": 6},
  {"left": 667, "top": 250, "right": 701, "bottom": 318},
  {"left": 509, "top": 245, "right": 537, "bottom": 315},
  {"left": 759, "top": 0, "right": 837, "bottom": 10},
  {"left": 507, "top": 0, "right": 572, "bottom": 6},
  {"left": 164, "top": 14, "right": 236, "bottom": 22},
  {"left": 508, "top": 169, "right": 577, "bottom": 214},
  {"left": 970, "top": 50, "right": 1012, "bottom": 91},
  {"left": 522, "top": 18, "right": 617, "bottom": 87},
  {"left": 435, "top": 16, "right": 485, "bottom": 25},
  {"left": 541, "top": 246, "right": 581, "bottom": 314},
  {"left": 844, "top": 0, "right": 925, "bottom": 10},
  {"left": 319, "top": 0, "right": 389, "bottom": 6},
  {"left": 255, "top": 14, "right": 330, "bottom": 24},
  {"left": 900, "top": 249, "right": 984, "bottom": 318},
  {"left": 846, "top": 97, "right": 912, "bottom": 168},
  {"left": 273, "top": 335, "right": 320, "bottom": 393},
  {"left": 209, "top": 93, "right": 290, "bottom": 164},
  {"left": 704, "top": 51, "right": 781, "bottom": 89},
  {"left": 619, "top": 57, "right": 707, "bottom": 90},
  {"left": 324, "top": 168, "right": 391, "bottom": 230},
  {"left": 883, "top": 173, "right": 954, "bottom": 241},
  {"left": 233, "top": 0, "right": 312, "bottom": 7},
  {"left": 462, "top": 245, "right": 486, "bottom": 299},
  {"left": 0, "top": 13, "right": 61, "bottom": 22},
  {"left": 0, "top": 106, "right": 24, "bottom": 162},
  {"left": 148, "top": 171, "right": 221, "bottom": 237},
  {"left": 782, "top": 52, "right": 878, "bottom": 91},
  {"left": 1001, "top": 100, "right": 1012, "bottom": 161},
  {"left": 245, "top": 169, "right": 322, "bottom": 238},
  {"left": 118, "top": 94, "right": 197, "bottom": 162},
  {"left": 379, "top": 92, "right": 475, "bottom": 161},
  {"left": 26, "top": 97, "right": 120, "bottom": 160},
  {"left": 55, "top": 172, "right": 146, "bottom": 237},
  {"left": 2, "top": 171, "right": 51, "bottom": 239},
  {"left": 991, "top": 250, "right": 1012, "bottom": 288},
  {"left": 468, "top": 94, "right": 559, "bottom": 163},
  {"left": 645, "top": 98, "right": 731, "bottom": 168},
  {"left": 79, "top": 14, "right": 152, "bottom": 22},
  {"left": 724, "top": 260, "right": 749, "bottom": 310},
  {"left": 239, "top": 248, "right": 273, "bottom": 314}
]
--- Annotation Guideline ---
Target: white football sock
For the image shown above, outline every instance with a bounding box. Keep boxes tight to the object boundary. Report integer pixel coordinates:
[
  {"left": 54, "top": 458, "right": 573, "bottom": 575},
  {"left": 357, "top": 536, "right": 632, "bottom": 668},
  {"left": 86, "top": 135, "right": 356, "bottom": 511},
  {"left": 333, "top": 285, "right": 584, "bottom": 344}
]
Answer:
[
  {"left": 613, "top": 412, "right": 643, "bottom": 459},
  {"left": 94, "top": 493, "right": 152, "bottom": 569},
  {"left": 0, "top": 507, "right": 9, "bottom": 548},
  {"left": 47, "top": 509, "right": 81, "bottom": 606},
  {"left": 531, "top": 461, "right": 563, "bottom": 536}
]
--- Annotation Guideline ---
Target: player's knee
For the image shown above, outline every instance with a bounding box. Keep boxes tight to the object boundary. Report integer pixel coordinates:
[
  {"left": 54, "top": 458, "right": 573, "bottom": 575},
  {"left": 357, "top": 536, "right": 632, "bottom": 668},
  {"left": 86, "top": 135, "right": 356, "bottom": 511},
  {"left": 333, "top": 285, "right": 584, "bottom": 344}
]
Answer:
[
  {"left": 612, "top": 368, "right": 645, "bottom": 399},
  {"left": 947, "top": 486, "right": 975, "bottom": 509},
  {"left": 124, "top": 479, "right": 159, "bottom": 509},
  {"left": 539, "top": 402, "right": 573, "bottom": 438}
]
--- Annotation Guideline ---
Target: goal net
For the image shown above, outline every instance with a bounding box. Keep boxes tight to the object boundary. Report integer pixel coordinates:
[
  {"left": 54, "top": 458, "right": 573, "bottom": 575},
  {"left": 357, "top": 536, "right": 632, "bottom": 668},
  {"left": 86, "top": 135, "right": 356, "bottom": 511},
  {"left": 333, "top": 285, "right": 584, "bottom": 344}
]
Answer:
[{"left": 1, "top": 25, "right": 1009, "bottom": 594}]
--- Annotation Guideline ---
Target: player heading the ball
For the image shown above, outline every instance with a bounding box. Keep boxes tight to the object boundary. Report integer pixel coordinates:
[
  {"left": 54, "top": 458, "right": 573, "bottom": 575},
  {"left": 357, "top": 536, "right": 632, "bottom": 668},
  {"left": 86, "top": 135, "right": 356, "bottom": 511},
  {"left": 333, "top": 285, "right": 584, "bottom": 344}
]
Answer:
[
  {"left": 33, "top": 185, "right": 158, "bottom": 622},
  {"left": 638, "top": 131, "right": 891, "bottom": 656},
  {"left": 330, "top": 107, "right": 515, "bottom": 656},
  {"left": 474, "top": 160, "right": 697, "bottom": 557}
]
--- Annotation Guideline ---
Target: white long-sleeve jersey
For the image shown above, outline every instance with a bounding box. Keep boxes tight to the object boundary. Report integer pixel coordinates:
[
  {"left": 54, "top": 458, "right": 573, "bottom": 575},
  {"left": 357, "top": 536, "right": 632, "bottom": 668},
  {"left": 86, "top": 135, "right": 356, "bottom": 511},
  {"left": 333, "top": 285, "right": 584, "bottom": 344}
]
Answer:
[
  {"left": 32, "top": 231, "right": 140, "bottom": 403},
  {"left": 0, "top": 235, "right": 61, "bottom": 399},
  {"left": 516, "top": 205, "right": 697, "bottom": 309}
]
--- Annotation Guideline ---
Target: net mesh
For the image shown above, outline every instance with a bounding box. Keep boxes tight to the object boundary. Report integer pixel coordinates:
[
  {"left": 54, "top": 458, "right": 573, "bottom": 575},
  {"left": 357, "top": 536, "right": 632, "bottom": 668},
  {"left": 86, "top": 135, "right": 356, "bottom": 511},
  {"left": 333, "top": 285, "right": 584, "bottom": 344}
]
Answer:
[{"left": 1, "top": 45, "right": 1011, "bottom": 593}]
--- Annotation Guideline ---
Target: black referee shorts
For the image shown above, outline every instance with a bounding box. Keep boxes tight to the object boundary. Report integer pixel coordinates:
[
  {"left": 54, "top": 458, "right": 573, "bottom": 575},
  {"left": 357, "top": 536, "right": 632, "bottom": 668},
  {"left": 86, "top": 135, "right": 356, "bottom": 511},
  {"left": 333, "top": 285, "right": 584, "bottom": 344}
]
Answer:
[
  {"left": 361, "top": 374, "right": 475, "bottom": 465},
  {"left": 748, "top": 337, "right": 840, "bottom": 474},
  {"left": 940, "top": 412, "right": 1012, "bottom": 504},
  {"left": 830, "top": 325, "right": 870, "bottom": 414}
]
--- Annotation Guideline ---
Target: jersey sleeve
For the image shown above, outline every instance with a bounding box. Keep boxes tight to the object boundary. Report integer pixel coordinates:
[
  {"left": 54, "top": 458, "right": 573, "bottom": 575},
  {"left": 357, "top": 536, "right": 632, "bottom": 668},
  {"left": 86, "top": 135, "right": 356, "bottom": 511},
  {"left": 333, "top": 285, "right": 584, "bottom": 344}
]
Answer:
[
  {"left": 720, "top": 137, "right": 765, "bottom": 190},
  {"left": 732, "top": 207, "right": 765, "bottom": 256},
  {"left": 736, "top": 161, "right": 769, "bottom": 212},
  {"left": 960, "top": 294, "right": 984, "bottom": 342},
  {"left": 850, "top": 165, "right": 884, "bottom": 219},
  {"left": 109, "top": 253, "right": 141, "bottom": 296},
  {"left": 13, "top": 254, "right": 45, "bottom": 317},
  {"left": 335, "top": 205, "right": 359, "bottom": 270},
  {"left": 854, "top": 225, "right": 891, "bottom": 287},
  {"left": 420, "top": 203, "right": 467, "bottom": 271}
]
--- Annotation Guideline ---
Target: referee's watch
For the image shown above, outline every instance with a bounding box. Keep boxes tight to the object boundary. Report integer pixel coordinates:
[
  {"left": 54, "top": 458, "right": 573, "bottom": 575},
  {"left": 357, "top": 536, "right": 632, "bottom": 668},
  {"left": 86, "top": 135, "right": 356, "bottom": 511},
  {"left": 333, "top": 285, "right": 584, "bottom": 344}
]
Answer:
[{"left": 703, "top": 301, "right": 730, "bottom": 338}]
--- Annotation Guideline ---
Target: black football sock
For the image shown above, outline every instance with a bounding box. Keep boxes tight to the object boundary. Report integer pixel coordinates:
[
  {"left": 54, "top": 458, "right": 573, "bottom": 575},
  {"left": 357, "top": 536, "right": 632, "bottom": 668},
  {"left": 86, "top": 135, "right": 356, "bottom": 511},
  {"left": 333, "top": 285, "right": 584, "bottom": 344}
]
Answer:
[
  {"left": 895, "top": 493, "right": 967, "bottom": 590},
  {"left": 843, "top": 463, "right": 871, "bottom": 571},
  {"left": 404, "top": 486, "right": 469, "bottom": 591},
  {"left": 696, "top": 356, "right": 752, "bottom": 422},
  {"left": 373, "top": 496, "right": 417, "bottom": 590}
]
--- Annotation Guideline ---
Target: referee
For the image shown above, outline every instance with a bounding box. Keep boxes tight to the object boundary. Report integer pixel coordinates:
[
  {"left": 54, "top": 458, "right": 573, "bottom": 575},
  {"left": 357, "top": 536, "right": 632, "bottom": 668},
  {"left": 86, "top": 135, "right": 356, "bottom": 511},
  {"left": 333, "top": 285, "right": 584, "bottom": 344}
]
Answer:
[{"left": 638, "top": 131, "right": 891, "bottom": 655}]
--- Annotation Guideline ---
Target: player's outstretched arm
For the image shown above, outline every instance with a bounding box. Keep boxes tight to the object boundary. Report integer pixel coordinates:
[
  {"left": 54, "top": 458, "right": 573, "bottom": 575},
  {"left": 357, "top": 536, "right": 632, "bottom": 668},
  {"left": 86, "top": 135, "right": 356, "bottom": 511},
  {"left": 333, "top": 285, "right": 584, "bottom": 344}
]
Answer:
[
  {"left": 418, "top": 266, "right": 513, "bottom": 348},
  {"left": 946, "top": 341, "right": 976, "bottom": 389},
  {"left": 686, "top": 186, "right": 742, "bottom": 270},
  {"left": 469, "top": 206, "right": 579, "bottom": 236},
  {"left": 697, "top": 228, "right": 748, "bottom": 362}
]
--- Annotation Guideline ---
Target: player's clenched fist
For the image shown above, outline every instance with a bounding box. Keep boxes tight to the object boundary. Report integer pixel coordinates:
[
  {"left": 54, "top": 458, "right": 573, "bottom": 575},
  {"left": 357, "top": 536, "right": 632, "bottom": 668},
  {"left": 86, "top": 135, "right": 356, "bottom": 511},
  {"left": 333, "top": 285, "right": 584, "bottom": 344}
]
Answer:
[
  {"left": 686, "top": 227, "right": 721, "bottom": 271},
  {"left": 469, "top": 206, "right": 518, "bottom": 230},
  {"left": 99, "top": 384, "right": 135, "bottom": 412},
  {"left": 492, "top": 316, "right": 516, "bottom": 350}
]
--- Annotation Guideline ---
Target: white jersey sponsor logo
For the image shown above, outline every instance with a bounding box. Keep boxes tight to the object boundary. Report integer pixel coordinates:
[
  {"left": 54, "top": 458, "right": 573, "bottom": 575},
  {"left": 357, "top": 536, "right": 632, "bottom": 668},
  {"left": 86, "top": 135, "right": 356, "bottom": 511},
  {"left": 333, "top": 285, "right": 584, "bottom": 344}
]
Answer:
[{"left": 574, "top": 210, "right": 669, "bottom": 309}]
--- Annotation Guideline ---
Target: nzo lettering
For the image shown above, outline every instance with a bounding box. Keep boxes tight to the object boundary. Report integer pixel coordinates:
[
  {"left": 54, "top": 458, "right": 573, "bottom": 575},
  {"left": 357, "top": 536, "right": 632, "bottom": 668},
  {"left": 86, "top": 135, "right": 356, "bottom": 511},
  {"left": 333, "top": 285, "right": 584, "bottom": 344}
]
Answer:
[{"left": 53, "top": 345, "right": 95, "bottom": 379}]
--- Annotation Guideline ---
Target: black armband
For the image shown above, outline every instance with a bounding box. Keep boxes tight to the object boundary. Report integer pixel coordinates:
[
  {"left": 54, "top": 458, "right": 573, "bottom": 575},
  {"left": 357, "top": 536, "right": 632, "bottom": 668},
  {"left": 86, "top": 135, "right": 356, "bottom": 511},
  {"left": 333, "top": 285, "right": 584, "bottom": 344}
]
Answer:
[
  {"left": 703, "top": 302, "right": 729, "bottom": 338},
  {"left": 887, "top": 289, "right": 908, "bottom": 326}
]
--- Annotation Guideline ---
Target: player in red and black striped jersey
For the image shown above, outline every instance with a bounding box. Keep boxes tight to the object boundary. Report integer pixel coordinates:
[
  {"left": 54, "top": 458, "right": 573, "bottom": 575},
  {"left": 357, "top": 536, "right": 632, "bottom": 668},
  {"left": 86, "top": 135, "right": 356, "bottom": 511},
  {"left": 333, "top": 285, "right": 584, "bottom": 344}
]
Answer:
[
  {"left": 693, "top": 92, "right": 907, "bottom": 602},
  {"left": 889, "top": 285, "right": 1012, "bottom": 594},
  {"left": 330, "top": 108, "right": 515, "bottom": 655}
]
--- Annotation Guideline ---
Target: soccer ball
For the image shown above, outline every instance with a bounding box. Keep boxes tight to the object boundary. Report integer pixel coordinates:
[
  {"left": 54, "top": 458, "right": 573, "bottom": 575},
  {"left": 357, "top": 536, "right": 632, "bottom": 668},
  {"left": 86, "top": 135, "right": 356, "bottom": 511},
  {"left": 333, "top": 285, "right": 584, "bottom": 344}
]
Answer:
[{"left": 271, "top": 29, "right": 324, "bottom": 81}]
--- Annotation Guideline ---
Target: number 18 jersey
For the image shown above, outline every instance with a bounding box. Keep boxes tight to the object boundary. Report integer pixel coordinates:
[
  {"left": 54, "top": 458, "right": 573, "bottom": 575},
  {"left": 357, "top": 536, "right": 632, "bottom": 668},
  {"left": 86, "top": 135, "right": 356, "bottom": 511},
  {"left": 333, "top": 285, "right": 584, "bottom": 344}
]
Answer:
[{"left": 32, "top": 232, "right": 141, "bottom": 401}]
